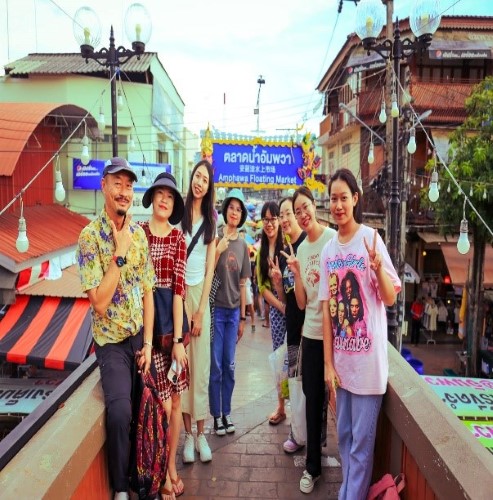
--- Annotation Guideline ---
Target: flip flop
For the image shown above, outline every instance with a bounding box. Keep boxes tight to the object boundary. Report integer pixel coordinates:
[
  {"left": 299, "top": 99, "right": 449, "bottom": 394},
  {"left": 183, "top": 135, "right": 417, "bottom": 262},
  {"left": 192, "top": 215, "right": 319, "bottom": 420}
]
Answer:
[
  {"left": 268, "top": 410, "right": 286, "bottom": 425},
  {"left": 170, "top": 475, "right": 185, "bottom": 497},
  {"left": 159, "top": 485, "right": 176, "bottom": 500}
]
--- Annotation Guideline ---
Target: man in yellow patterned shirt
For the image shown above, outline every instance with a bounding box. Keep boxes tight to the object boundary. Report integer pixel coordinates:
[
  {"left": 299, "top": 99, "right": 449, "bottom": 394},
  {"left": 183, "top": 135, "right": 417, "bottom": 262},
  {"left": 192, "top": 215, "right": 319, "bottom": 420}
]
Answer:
[{"left": 76, "top": 157, "right": 155, "bottom": 500}]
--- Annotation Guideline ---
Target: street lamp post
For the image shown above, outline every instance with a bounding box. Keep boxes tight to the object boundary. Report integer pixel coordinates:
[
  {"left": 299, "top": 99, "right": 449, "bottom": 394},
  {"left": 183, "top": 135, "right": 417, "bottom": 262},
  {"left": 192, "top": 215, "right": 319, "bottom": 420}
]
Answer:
[
  {"left": 355, "top": 0, "right": 441, "bottom": 346},
  {"left": 253, "top": 75, "right": 266, "bottom": 134},
  {"left": 73, "top": 4, "right": 152, "bottom": 157}
]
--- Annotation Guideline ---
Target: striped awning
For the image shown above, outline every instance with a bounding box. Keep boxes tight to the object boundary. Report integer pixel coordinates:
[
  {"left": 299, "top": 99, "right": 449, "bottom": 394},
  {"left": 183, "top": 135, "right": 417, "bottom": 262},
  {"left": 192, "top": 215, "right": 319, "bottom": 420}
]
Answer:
[
  {"left": 16, "top": 261, "right": 49, "bottom": 292},
  {"left": 0, "top": 296, "right": 93, "bottom": 370}
]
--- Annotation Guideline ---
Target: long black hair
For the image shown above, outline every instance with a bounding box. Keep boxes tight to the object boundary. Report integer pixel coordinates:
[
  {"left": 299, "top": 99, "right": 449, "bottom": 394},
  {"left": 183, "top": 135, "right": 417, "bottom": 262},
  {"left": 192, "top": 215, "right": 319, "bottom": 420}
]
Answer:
[
  {"left": 292, "top": 185, "right": 314, "bottom": 208},
  {"left": 328, "top": 168, "right": 363, "bottom": 224},
  {"left": 182, "top": 160, "right": 216, "bottom": 244},
  {"left": 258, "top": 201, "right": 283, "bottom": 283}
]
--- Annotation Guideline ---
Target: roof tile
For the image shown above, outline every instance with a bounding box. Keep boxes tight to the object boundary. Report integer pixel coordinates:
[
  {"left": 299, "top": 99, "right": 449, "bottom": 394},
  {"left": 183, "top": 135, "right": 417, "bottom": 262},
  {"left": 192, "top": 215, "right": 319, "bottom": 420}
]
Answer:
[
  {"left": 0, "top": 102, "right": 59, "bottom": 176},
  {"left": 21, "top": 265, "right": 86, "bottom": 298},
  {"left": 5, "top": 52, "right": 155, "bottom": 75},
  {"left": 0, "top": 204, "right": 90, "bottom": 268}
]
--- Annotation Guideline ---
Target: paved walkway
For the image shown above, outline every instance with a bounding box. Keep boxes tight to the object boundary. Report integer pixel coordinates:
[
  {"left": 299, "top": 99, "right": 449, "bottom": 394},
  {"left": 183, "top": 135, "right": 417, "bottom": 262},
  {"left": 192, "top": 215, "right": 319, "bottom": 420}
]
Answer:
[
  {"left": 175, "top": 317, "right": 461, "bottom": 499},
  {"left": 175, "top": 316, "right": 342, "bottom": 499}
]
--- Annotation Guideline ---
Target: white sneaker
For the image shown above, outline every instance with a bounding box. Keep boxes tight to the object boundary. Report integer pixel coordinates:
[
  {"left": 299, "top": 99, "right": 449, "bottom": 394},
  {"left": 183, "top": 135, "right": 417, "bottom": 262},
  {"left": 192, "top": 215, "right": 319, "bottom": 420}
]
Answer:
[
  {"left": 114, "top": 492, "right": 129, "bottom": 500},
  {"left": 299, "top": 470, "right": 320, "bottom": 494},
  {"left": 195, "top": 433, "right": 212, "bottom": 462},
  {"left": 182, "top": 432, "right": 196, "bottom": 463}
]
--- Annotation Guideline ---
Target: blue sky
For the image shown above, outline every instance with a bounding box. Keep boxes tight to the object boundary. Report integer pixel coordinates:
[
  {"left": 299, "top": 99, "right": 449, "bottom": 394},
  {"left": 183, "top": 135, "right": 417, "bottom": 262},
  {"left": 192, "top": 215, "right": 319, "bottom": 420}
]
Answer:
[{"left": 1, "top": 0, "right": 492, "bottom": 136}]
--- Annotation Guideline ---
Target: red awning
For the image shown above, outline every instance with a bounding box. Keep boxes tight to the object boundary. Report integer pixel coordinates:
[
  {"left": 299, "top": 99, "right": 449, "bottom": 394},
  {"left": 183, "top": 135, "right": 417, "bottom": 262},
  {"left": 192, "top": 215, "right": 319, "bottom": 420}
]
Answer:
[{"left": 0, "top": 296, "right": 93, "bottom": 370}]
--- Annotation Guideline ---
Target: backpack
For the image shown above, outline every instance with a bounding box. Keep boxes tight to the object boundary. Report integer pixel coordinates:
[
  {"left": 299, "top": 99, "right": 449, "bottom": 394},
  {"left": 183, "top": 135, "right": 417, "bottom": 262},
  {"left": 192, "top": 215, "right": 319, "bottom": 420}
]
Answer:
[
  {"left": 133, "top": 371, "right": 169, "bottom": 499},
  {"left": 367, "top": 473, "right": 405, "bottom": 500}
]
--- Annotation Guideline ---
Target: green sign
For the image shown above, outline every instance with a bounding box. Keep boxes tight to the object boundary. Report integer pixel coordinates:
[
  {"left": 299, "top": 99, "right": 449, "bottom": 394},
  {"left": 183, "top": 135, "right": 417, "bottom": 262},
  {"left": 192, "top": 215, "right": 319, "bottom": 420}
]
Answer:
[{"left": 423, "top": 375, "right": 493, "bottom": 453}]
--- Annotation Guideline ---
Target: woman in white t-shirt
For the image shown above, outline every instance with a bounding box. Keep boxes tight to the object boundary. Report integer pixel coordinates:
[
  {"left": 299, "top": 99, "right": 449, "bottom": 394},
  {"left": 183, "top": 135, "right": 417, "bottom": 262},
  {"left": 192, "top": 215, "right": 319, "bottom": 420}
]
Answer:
[
  {"left": 281, "top": 186, "right": 336, "bottom": 494},
  {"left": 319, "top": 168, "right": 401, "bottom": 500},
  {"left": 180, "top": 160, "right": 216, "bottom": 465}
]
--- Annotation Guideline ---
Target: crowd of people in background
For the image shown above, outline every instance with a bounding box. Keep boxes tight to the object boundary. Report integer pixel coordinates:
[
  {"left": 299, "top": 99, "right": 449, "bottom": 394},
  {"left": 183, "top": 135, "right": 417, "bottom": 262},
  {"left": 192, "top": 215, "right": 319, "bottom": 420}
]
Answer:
[{"left": 77, "top": 159, "right": 401, "bottom": 500}]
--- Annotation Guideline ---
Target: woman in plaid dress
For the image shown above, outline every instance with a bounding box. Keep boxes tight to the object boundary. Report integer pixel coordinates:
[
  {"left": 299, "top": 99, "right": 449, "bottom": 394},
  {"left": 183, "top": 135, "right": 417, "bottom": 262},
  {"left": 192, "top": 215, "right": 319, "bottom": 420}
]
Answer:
[{"left": 141, "top": 172, "right": 188, "bottom": 499}]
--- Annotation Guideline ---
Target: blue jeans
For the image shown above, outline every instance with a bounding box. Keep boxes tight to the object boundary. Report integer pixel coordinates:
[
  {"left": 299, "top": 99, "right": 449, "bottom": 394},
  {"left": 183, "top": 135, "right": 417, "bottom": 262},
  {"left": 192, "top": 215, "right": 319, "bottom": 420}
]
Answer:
[
  {"left": 209, "top": 306, "right": 239, "bottom": 417},
  {"left": 336, "top": 388, "right": 383, "bottom": 500}
]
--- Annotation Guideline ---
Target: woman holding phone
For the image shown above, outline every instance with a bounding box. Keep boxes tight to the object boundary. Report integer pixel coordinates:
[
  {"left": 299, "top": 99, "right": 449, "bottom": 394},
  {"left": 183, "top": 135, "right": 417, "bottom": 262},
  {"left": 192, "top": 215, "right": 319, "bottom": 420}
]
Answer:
[{"left": 140, "top": 172, "right": 188, "bottom": 499}]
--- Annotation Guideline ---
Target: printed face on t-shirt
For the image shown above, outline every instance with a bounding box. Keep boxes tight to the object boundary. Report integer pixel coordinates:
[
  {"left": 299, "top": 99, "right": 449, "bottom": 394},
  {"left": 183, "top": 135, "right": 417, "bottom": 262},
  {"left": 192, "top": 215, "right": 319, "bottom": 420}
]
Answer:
[
  {"left": 344, "top": 279, "right": 352, "bottom": 300},
  {"left": 338, "top": 301, "right": 346, "bottom": 324},
  {"left": 329, "top": 297, "right": 337, "bottom": 320},
  {"left": 329, "top": 273, "right": 338, "bottom": 298},
  {"left": 350, "top": 297, "right": 361, "bottom": 321},
  {"left": 226, "top": 250, "right": 239, "bottom": 273}
]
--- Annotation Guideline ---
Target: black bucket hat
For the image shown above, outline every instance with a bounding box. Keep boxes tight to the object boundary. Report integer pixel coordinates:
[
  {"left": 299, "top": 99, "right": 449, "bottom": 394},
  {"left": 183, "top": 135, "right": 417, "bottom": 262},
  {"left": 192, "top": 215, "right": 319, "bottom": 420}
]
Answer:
[{"left": 142, "top": 172, "right": 184, "bottom": 225}]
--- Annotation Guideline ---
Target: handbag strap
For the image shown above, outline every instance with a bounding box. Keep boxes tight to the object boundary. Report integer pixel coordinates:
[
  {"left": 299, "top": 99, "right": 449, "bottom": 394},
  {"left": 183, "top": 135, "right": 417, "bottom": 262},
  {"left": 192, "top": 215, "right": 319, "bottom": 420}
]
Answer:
[
  {"left": 187, "top": 221, "right": 206, "bottom": 258},
  {"left": 394, "top": 473, "right": 406, "bottom": 493},
  {"left": 142, "top": 221, "right": 151, "bottom": 243}
]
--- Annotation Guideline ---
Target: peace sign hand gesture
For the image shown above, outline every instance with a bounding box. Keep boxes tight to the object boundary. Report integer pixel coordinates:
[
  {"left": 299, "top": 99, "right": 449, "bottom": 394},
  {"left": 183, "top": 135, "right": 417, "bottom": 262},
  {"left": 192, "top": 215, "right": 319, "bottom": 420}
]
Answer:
[
  {"left": 364, "top": 229, "right": 382, "bottom": 272},
  {"left": 280, "top": 242, "right": 300, "bottom": 277},
  {"left": 216, "top": 233, "right": 230, "bottom": 256},
  {"left": 268, "top": 255, "right": 282, "bottom": 286}
]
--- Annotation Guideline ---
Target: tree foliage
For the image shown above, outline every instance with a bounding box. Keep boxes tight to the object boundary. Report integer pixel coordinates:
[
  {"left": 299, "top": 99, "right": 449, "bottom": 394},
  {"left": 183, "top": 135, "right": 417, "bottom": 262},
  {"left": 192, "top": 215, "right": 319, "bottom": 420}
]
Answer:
[
  {"left": 422, "top": 76, "right": 493, "bottom": 376},
  {"left": 425, "top": 76, "right": 493, "bottom": 240}
]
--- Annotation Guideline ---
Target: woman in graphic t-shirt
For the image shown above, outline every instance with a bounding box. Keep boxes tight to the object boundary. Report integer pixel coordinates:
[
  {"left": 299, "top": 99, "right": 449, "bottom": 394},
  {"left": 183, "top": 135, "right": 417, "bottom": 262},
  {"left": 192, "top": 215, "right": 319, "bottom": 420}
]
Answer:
[{"left": 319, "top": 168, "right": 401, "bottom": 500}]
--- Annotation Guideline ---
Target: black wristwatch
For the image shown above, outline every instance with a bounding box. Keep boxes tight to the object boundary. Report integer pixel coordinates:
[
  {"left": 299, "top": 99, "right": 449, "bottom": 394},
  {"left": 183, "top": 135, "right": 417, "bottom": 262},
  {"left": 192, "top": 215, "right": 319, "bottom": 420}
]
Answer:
[
  {"left": 173, "top": 337, "right": 184, "bottom": 343},
  {"left": 113, "top": 255, "right": 126, "bottom": 268},
  {"left": 240, "top": 317, "right": 246, "bottom": 321}
]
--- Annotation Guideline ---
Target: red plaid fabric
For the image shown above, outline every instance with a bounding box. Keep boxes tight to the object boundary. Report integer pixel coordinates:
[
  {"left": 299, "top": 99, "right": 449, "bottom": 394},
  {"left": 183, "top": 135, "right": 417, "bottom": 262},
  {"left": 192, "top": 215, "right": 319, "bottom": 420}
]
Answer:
[{"left": 142, "top": 223, "right": 186, "bottom": 300}]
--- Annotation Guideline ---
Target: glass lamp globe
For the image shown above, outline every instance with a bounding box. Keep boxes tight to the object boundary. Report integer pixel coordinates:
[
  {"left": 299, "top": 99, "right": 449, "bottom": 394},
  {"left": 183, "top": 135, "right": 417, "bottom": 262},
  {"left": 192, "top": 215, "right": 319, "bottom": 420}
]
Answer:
[
  {"left": 410, "top": 0, "right": 442, "bottom": 39},
  {"left": 81, "top": 145, "right": 91, "bottom": 166},
  {"left": 98, "top": 109, "right": 106, "bottom": 133},
  {"left": 379, "top": 102, "right": 387, "bottom": 124},
  {"left": 16, "top": 217, "right": 29, "bottom": 253},
  {"left": 457, "top": 219, "right": 470, "bottom": 255},
  {"left": 81, "top": 135, "right": 91, "bottom": 165},
  {"left": 428, "top": 174, "right": 439, "bottom": 202},
  {"left": 368, "top": 144, "right": 375, "bottom": 164},
  {"left": 73, "top": 7, "right": 101, "bottom": 50},
  {"left": 125, "top": 3, "right": 152, "bottom": 53},
  {"left": 55, "top": 170, "right": 66, "bottom": 202},
  {"left": 407, "top": 131, "right": 417, "bottom": 154},
  {"left": 117, "top": 90, "right": 124, "bottom": 111},
  {"left": 355, "top": 0, "right": 385, "bottom": 44},
  {"left": 391, "top": 96, "right": 399, "bottom": 118}
]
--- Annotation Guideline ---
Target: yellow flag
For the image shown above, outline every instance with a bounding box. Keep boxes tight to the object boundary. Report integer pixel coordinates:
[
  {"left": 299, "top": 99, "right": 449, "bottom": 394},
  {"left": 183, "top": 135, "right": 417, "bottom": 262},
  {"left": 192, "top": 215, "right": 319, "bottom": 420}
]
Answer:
[{"left": 458, "top": 286, "right": 467, "bottom": 340}]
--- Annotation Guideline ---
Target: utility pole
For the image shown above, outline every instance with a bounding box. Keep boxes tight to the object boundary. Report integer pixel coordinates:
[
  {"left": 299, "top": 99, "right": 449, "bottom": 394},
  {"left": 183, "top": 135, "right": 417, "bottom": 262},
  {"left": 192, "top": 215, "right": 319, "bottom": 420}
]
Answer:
[{"left": 384, "top": 0, "right": 394, "bottom": 252}]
